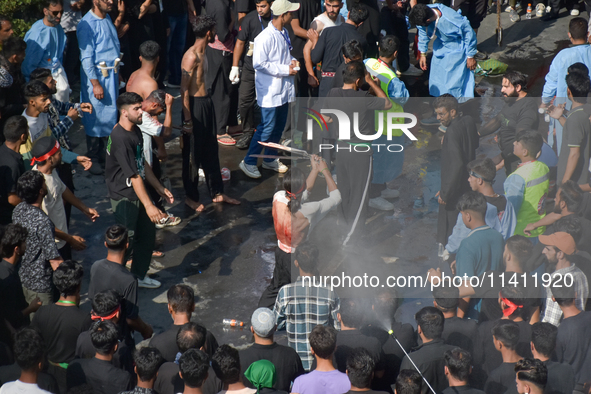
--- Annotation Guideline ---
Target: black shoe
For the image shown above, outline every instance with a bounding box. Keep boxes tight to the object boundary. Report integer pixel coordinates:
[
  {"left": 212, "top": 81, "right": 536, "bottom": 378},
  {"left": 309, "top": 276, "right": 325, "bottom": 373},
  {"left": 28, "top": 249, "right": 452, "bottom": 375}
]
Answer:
[
  {"left": 541, "top": 12, "right": 558, "bottom": 20},
  {"left": 236, "top": 132, "right": 253, "bottom": 150},
  {"left": 88, "top": 162, "right": 104, "bottom": 176}
]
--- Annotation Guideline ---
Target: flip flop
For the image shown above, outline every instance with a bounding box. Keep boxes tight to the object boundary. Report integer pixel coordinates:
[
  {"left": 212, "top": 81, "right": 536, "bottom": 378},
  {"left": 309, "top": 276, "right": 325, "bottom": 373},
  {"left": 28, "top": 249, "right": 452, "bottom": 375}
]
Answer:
[{"left": 217, "top": 134, "right": 236, "bottom": 146}]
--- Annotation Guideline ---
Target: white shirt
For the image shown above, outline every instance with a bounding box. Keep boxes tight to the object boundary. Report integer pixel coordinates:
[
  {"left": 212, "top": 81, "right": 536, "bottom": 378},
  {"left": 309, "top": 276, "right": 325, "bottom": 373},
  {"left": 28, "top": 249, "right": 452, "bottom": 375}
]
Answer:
[
  {"left": 22, "top": 110, "right": 51, "bottom": 144},
  {"left": 313, "top": 13, "right": 345, "bottom": 34},
  {"left": 253, "top": 23, "right": 296, "bottom": 108},
  {"left": 138, "top": 111, "right": 163, "bottom": 167},
  {"left": 0, "top": 380, "right": 52, "bottom": 394},
  {"left": 34, "top": 166, "right": 68, "bottom": 249}
]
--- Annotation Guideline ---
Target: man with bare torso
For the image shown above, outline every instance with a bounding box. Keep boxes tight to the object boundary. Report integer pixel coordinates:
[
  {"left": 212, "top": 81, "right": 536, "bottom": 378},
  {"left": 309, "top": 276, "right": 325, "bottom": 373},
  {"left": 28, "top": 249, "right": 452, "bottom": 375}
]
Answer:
[{"left": 180, "top": 15, "right": 240, "bottom": 212}]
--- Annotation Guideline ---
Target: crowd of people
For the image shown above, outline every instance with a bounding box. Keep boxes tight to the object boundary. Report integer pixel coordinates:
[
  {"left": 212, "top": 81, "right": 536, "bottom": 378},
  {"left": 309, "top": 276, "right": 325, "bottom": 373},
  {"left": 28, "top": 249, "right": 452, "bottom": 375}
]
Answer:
[{"left": 2, "top": 0, "right": 591, "bottom": 392}]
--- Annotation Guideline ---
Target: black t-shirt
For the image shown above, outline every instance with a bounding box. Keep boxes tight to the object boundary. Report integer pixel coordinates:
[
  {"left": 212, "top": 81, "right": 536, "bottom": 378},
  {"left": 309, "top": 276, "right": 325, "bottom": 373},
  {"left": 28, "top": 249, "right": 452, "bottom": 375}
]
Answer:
[
  {"left": 75, "top": 330, "right": 134, "bottom": 375},
  {"left": 89, "top": 259, "right": 139, "bottom": 321},
  {"left": 442, "top": 386, "right": 486, "bottom": 394},
  {"left": 31, "top": 304, "right": 88, "bottom": 363},
  {"left": 475, "top": 319, "right": 532, "bottom": 375},
  {"left": 289, "top": 0, "right": 322, "bottom": 59},
  {"left": 105, "top": 124, "right": 145, "bottom": 201},
  {"left": 484, "top": 362, "right": 518, "bottom": 394},
  {"left": 498, "top": 97, "right": 539, "bottom": 159},
  {"left": 162, "top": 0, "right": 186, "bottom": 16},
  {"left": 311, "top": 23, "right": 366, "bottom": 73},
  {"left": 323, "top": 88, "right": 387, "bottom": 142},
  {"left": 485, "top": 195, "right": 507, "bottom": 216},
  {"left": 544, "top": 360, "right": 575, "bottom": 394},
  {"left": 334, "top": 330, "right": 384, "bottom": 373},
  {"left": 0, "top": 260, "right": 29, "bottom": 338},
  {"left": 236, "top": 0, "right": 255, "bottom": 13},
  {"left": 67, "top": 357, "right": 132, "bottom": 394},
  {"left": 155, "top": 362, "right": 222, "bottom": 394},
  {"left": 400, "top": 339, "right": 457, "bottom": 394},
  {"left": 205, "top": 0, "right": 232, "bottom": 43},
  {"left": 473, "top": 270, "right": 543, "bottom": 323},
  {"left": 0, "top": 144, "right": 25, "bottom": 225},
  {"left": 239, "top": 342, "right": 305, "bottom": 392},
  {"left": 556, "top": 311, "right": 591, "bottom": 384},
  {"left": 237, "top": 10, "right": 271, "bottom": 71},
  {"left": 149, "top": 323, "right": 219, "bottom": 362},
  {"left": 442, "top": 316, "right": 478, "bottom": 356},
  {"left": 0, "top": 363, "right": 59, "bottom": 393}
]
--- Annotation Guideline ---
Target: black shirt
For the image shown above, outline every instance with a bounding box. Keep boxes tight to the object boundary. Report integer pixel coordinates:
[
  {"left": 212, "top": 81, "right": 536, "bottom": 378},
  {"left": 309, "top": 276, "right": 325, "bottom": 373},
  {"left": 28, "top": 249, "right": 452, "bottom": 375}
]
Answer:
[
  {"left": 483, "top": 362, "right": 518, "bottom": 394},
  {"left": 498, "top": 96, "right": 539, "bottom": 160},
  {"left": 0, "top": 260, "right": 29, "bottom": 337},
  {"left": 442, "top": 386, "right": 486, "bottom": 394},
  {"left": 556, "top": 311, "right": 591, "bottom": 384},
  {"left": 334, "top": 330, "right": 384, "bottom": 373},
  {"left": 237, "top": 10, "right": 271, "bottom": 71},
  {"left": 67, "top": 357, "right": 132, "bottom": 394},
  {"left": 155, "top": 362, "right": 222, "bottom": 394},
  {"left": 236, "top": 0, "right": 255, "bottom": 13},
  {"left": 31, "top": 304, "right": 87, "bottom": 363},
  {"left": 311, "top": 23, "right": 366, "bottom": 72},
  {"left": 543, "top": 360, "right": 575, "bottom": 394},
  {"left": 474, "top": 319, "right": 532, "bottom": 375},
  {"left": 323, "top": 88, "right": 387, "bottom": 142},
  {"left": 149, "top": 323, "right": 219, "bottom": 362},
  {"left": 347, "top": 0, "right": 379, "bottom": 58},
  {"left": 442, "top": 316, "right": 478, "bottom": 355},
  {"left": 289, "top": 0, "right": 321, "bottom": 59},
  {"left": 0, "top": 144, "right": 25, "bottom": 225},
  {"left": 105, "top": 124, "right": 145, "bottom": 201},
  {"left": 239, "top": 342, "right": 305, "bottom": 392},
  {"left": 400, "top": 339, "right": 457, "bottom": 394},
  {"left": 89, "top": 259, "right": 139, "bottom": 321},
  {"left": 162, "top": 0, "right": 186, "bottom": 16},
  {"left": 75, "top": 330, "right": 134, "bottom": 375},
  {"left": 361, "top": 322, "right": 416, "bottom": 390},
  {"left": 205, "top": 0, "right": 232, "bottom": 43},
  {"left": 0, "top": 363, "right": 59, "bottom": 393}
]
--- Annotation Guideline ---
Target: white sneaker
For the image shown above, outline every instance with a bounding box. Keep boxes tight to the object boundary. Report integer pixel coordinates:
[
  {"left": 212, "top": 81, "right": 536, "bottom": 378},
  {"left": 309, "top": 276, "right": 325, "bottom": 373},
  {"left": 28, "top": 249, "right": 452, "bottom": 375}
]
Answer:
[
  {"left": 571, "top": 8, "right": 580, "bottom": 15},
  {"left": 262, "top": 159, "right": 288, "bottom": 173},
  {"left": 400, "top": 64, "right": 423, "bottom": 76},
  {"left": 369, "top": 197, "right": 395, "bottom": 211},
  {"left": 138, "top": 276, "right": 161, "bottom": 289},
  {"left": 381, "top": 188, "right": 400, "bottom": 199},
  {"left": 239, "top": 160, "right": 261, "bottom": 178}
]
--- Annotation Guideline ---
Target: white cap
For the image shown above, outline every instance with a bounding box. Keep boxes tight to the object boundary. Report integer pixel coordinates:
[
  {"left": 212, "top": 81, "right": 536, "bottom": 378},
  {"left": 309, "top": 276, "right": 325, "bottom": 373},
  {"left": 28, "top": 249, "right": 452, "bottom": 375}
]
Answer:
[{"left": 271, "top": 0, "right": 300, "bottom": 16}]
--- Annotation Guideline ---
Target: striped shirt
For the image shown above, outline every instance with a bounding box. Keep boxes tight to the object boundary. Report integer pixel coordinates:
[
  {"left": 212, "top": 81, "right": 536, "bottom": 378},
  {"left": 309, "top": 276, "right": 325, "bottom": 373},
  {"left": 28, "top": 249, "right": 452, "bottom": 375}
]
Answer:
[{"left": 273, "top": 276, "right": 340, "bottom": 371}]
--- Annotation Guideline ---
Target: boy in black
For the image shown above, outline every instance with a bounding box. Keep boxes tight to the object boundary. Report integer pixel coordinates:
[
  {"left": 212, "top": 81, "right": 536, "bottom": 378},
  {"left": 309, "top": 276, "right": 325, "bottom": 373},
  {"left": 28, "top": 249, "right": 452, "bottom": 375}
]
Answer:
[
  {"left": 323, "top": 61, "right": 391, "bottom": 245},
  {"left": 31, "top": 260, "right": 87, "bottom": 394},
  {"left": 230, "top": 0, "right": 272, "bottom": 149},
  {"left": 120, "top": 347, "right": 164, "bottom": 394},
  {"left": 0, "top": 224, "right": 41, "bottom": 344},
  {"left": 67, "top": 320, "right": 132, "bottom": 394},
  {"left": 530, "top": 322, "right": 574, "bottom": 394},
  {"left": 178, "top": 349, "right": 210, "bottom": 394},
  {"left": 345, "top": 348, "right": 387, "bottom": 394},
  {"left": 484, "top": 321, "right": 522, "bottom": 394},
  {"left": 442, "top": 348, "right": 485, "bottom": 394},
  {"left": 105, "top": 92, "right": 172, "bottom": 289},
  {"left": 552, "top": 282, "right": 591, "bottom": 392},
  {"left": 88, "top": 225, "right": 154, "bottom": 342},
  {"left": 0, "top": 116, "right": 27, "bottom": 225}
]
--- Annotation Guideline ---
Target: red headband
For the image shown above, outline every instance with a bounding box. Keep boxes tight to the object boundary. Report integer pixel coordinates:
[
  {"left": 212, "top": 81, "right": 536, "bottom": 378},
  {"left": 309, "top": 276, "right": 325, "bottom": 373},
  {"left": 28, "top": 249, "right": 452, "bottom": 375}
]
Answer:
[
  {"left": 286, "top": 184, "right": 306, "bottom": 200},
  {"left": 90, "top": 305, "right": 121, "bottom": 321},
  {"left": 30, "top": 140, "right": 60, "bottom": 166},
  {"left": 500, "top": 292, "right": 523, "bottom": 317}
]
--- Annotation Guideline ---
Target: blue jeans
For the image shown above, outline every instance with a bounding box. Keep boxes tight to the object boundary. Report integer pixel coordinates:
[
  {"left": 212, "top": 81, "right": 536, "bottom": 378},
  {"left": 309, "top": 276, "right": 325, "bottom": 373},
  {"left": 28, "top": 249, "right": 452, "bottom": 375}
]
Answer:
[
  {"left": 167, "top": 14, "right": 187, "bottom": 85},
  {"left": 244, "top": 103, "right": 289, "bottom": 165}
]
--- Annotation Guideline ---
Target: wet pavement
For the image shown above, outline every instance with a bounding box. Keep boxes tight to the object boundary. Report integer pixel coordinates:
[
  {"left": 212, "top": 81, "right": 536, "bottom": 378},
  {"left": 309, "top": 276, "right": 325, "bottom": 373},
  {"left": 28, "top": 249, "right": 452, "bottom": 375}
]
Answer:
[{"left": 67, "top": 9, "right": 573, "bottom": 347}]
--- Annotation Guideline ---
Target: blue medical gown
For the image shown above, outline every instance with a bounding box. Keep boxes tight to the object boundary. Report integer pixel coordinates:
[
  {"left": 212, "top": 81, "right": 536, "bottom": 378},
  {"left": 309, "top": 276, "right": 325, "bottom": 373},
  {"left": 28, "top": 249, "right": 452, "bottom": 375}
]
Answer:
[
  {"left": 417, "top": 4, "right": 477, "bottom": 99},
  {"left": 22, "top": 20, "right": 66, "bottom": 80},
  {"left": 77, "top": 12, "right": 120, "bottom": 138}
]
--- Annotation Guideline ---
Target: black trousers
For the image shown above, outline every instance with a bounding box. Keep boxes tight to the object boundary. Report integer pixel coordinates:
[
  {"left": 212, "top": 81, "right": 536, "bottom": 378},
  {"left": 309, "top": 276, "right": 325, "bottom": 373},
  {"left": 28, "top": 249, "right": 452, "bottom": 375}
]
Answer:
[
  {"left": 181, "top": 96, "right": 224, "bottom": 202},
  {"left": 238, "top": 65, "right": 258, "bottom": 135},
  {"left": 437, "top": 204, "right": 458, "bottom": 245},
  {"left": 258, "top": 248, "right": 293, "bottom": 309},
  {"left": 335, "top": 143, "right": 373, "bottom": 246},
  {"left": 459, "top": 0, "right": 488, "bottom": 30},
  {"left": 64, "top": 31, "right": 80, "bottom": 100},
  {"left": 319, "top": 75, "right": 335, "bottom": 98},
  {"left": 146, "top": 150, "right": 165, "bottom": 211},
  {"left": 380, "top": 8, "right": 410, "bottom": 73},
  {"left": 206, "top": 46, "right": 236, "bottom": 136},
  {"left": 86, "top": 136, "right": 108, "bottom": 165}
]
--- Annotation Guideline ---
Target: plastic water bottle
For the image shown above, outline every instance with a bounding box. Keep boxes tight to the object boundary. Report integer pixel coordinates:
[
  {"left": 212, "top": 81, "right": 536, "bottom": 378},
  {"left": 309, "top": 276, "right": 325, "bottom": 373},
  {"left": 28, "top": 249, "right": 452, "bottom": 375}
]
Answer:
[
  {"left": 509, "top": 7, "right": 520, "bottom": 22},
  {"left": 223, "top": 319, "right": 244, "bottom": 327},
  {"left": 221, "top": 168, "right": 231, "bottom": 181},
  {"left": 526, "top": 3, "right": 532, "bottom": 18}
]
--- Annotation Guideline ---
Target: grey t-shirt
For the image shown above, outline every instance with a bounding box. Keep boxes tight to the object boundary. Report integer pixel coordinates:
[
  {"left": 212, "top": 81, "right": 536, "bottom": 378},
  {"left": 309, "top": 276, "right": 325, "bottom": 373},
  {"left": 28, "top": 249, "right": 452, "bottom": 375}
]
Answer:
[{"left": 557, "top": 106, "right": 591, "bottom": 185}]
